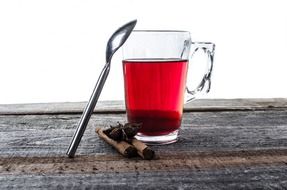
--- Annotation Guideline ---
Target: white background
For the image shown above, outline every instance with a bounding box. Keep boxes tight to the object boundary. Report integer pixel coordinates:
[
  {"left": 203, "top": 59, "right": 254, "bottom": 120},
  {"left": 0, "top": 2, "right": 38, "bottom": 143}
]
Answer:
[{"left": 0, "top": 0, "right": 286, "bottom": 104}]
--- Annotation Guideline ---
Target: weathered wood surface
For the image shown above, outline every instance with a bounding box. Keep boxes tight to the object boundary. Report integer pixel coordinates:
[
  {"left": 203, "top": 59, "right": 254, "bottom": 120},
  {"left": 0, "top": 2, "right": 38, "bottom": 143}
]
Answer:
[
  {"left": 0, "top": 99, "right": 287, "bottom": 189},
  {"left": 1, "top": 98, "right": 287, "bottom": 115}
]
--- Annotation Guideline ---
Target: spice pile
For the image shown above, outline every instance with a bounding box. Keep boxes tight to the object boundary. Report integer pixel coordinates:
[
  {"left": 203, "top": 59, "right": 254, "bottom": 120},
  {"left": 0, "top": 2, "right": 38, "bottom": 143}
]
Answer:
[{"left": 96, "top": 122, "right": 155, "bottom": 160}]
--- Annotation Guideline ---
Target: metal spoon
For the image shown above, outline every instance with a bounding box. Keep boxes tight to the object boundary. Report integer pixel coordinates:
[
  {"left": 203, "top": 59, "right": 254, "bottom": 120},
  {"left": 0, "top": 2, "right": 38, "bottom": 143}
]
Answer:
[{"left": 66, "top": 20, "right": 137, "bottom": 158}]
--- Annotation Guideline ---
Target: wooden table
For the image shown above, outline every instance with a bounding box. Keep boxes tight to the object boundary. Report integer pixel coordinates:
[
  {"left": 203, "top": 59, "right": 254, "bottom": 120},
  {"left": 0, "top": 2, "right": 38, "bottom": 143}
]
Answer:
[{"left": 0, "top": 99, "right": 287, "bottom": 189}]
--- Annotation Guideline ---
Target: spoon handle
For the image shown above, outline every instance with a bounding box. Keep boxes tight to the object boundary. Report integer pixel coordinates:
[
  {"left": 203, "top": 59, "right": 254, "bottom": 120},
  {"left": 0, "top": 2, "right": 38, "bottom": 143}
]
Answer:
[{"left": 66, "top": 63, "right": 111, "bottom": 158}]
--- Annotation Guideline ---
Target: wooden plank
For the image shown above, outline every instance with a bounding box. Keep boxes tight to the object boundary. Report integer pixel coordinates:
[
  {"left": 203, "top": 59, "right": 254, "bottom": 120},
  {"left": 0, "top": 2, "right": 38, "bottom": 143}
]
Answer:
[
  {"left": 1, "top": 166, "right": 286, "bottom": 190},
  {"left": 0, "top": 98, "right": 287, "bottom": 115},
  {"left": 0, "top": 110, "right": 287, "bottom": 157},
  {"left": 1, "top": 102, "right": 287, "bottom": 188},
  {"left": 1, "top": 149, "right": 286, "bottom": 174}
]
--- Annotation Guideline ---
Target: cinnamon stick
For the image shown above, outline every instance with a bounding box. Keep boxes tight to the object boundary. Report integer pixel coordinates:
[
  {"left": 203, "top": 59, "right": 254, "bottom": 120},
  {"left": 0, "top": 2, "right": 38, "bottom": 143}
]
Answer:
[
  {"left": 131, "top": 138, "right": 155, "bottom": 160},
  {"left": 95, "top": 128, "right": 137, "bottom": 158}
]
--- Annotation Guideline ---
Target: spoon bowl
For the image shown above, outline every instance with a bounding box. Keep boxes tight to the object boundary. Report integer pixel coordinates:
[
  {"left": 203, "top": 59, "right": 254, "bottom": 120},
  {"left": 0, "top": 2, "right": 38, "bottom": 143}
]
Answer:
[{"left": 106, "top": 20, "right": 137, "bottom": 63}]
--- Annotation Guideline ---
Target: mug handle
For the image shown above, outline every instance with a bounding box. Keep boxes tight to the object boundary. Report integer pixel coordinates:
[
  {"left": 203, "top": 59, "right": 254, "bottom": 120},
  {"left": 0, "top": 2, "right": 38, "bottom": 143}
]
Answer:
[{"left": 185, "top": 42, "right": 215, "bottom": 102}]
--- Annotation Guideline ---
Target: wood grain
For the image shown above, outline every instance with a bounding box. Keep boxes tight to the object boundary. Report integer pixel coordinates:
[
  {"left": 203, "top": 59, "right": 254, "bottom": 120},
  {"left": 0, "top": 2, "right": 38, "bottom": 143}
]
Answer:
[
  {"left": 1, "top": 110, "right": 287, "bottom": 157},
  {"left": 0, "top": 99, "right": 287, "bottom": 189},
  {"left": 0, "top": 98, "right": 287, "bottom": 115}
]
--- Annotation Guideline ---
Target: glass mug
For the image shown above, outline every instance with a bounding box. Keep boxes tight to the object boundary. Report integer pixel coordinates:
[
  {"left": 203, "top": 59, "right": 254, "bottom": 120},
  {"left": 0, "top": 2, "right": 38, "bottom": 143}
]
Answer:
[{"left": 122, "top": 30, "right": 215, "bottom": 144}]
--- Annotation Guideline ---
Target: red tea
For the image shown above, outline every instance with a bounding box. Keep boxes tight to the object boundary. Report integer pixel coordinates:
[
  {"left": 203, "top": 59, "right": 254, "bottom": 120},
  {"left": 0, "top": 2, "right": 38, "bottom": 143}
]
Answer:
[{"left": 123, "top": 59, "right": 188, "bottom": 136}]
